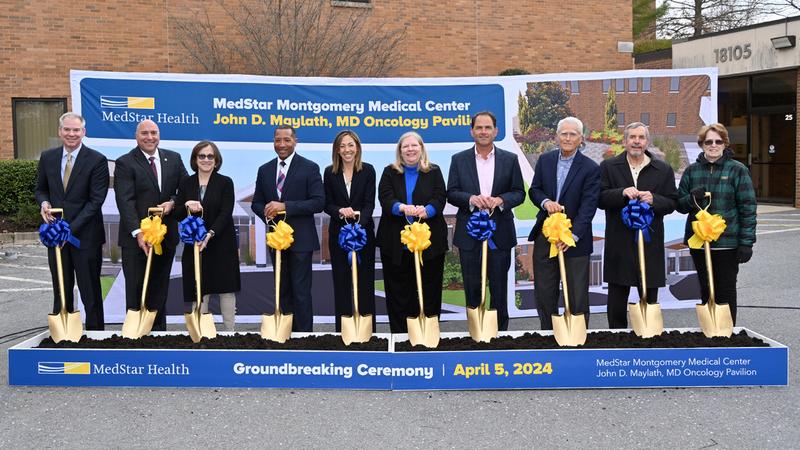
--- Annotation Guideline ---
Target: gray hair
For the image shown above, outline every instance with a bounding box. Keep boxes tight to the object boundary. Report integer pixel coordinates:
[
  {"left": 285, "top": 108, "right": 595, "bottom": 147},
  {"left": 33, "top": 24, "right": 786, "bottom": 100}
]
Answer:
[
  {"left": 59, "top": 112, "right": 85, "bottom": 128},
  {"left": 623, "top": 122, "right": 650, "bottom": 145},
  {"left": 556, "top": 116, "right": 584, "bottom": 135}
]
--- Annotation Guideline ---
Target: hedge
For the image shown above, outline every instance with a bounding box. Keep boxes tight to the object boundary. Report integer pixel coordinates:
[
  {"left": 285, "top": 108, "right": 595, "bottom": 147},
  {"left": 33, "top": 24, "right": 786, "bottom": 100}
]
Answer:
[{"left": 0, "top": 159, "right": 38, "bottom": 215}]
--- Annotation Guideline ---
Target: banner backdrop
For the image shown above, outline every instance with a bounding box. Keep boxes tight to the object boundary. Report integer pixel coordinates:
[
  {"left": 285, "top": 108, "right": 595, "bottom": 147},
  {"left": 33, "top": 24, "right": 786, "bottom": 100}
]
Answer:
[{"left": 70, "top": 68, "right": 718, "bottom": 324}]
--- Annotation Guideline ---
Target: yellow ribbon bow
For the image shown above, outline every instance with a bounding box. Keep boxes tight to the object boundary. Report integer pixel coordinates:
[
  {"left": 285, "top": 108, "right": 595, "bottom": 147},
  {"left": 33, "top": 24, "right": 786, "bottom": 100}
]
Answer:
[
  {"left": 140, "top": 215, "right": 167, "bottom": 255},
  {"left": 400, "top": 221, "right": 432, "bottom": 253},
  {"left": 541, "top": 212, "right": 576, "bottom": 258},
  {"left": 267, "top": 220, "right": 294, "bottom": 251},
  {"left": 688, "top": 209, "right": 727, "bottom": 249}
]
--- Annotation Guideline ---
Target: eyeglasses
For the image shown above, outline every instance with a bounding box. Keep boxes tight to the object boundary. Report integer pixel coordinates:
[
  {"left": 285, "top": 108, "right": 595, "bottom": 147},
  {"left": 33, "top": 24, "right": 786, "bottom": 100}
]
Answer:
[
  {"left": 703, "top": 139, "right": 724, "bottom": 146},
  {"left": 197, "top": 154, "right": 215, "bottom": 160}
]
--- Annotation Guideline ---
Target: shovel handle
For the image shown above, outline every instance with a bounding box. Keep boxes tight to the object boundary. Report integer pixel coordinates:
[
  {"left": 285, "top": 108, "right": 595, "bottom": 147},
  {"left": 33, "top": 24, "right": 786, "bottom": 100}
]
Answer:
[
  {"left": 54, "top": 245, "right": 68, "bottom": 320},
  {"left": 480, "top": 239, "right": 488, "bottom": 313},
  {"left": 148, "top": 207, "right": 164, "bottom": 216},
  {"left": 140, "top": 246, "right": 154, "bottom": 311},
  {"left": 704, "top": 240, "right": 716, "bottom": 307},
  {"left": 274, "top": 249, "right": 282, "bottom": 315},
  {"left": 194, "top": 242, "right": 202, "bottom": 318},
  {"left": 351, "top": 250, "right": 359, "bottom": 318},
  {"left": 414, "top": 250, "right": 425, "bottom": 326},
  {"left": 638, "top": 229, "right": 647, "bottom": 304},
  {"left": 557, "top": 250, "right": 571, "bottom": 316}
]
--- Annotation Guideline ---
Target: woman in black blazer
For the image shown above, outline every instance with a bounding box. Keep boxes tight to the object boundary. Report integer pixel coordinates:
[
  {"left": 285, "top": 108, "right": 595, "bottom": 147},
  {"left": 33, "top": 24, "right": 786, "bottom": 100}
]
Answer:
[
  {"left": 175, "top": 141, "right": 241, "bottom": 331},
  {"left": 376, "top": 131, "right": 448, "bottom": 333},
  {"left": 323, "top": 130, "right": 376, "bottom": 332}
]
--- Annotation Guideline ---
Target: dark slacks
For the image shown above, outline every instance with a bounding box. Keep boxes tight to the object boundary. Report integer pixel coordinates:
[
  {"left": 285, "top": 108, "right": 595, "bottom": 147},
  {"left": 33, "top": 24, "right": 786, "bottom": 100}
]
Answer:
[
  {"left": 382, "top": 251, "right": 444, "bottom": 334},
  {"left": 329, "top": 240, "right": 376, "bottom": 332},
  {"left": 606, "top": 283, "right": 660, "bottom": 329},
  {"left": 690, "top": 248, "right": 739, "bottom": 325},
  {"left": 122, "top": 245, "right": 176, "bottom": 331},
  {"left": 270, "top": 249, "right": 314, "bottom": 332},
  {"left": 459, "top": 246, "right": 512, "bottom": 331},
  {"left": 47, "top": 244, "right": 104, "bottom": 330},
  {"left": 533, "top": 233, "right": 590, "bottom": 330}
]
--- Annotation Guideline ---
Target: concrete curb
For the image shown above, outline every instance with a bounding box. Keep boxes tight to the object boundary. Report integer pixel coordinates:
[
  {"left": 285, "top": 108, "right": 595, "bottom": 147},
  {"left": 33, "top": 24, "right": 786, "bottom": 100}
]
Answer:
[{"left": 0, "top": 231, "right": 38, "bottom": 245}]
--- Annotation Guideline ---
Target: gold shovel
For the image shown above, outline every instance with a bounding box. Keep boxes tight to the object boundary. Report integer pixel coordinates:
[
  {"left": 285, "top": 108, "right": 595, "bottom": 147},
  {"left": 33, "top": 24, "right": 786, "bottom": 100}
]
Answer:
[
  {"left": 693, "top": 192, "right": 733, "bottom": 338},
  {"left": 552, "top": 249, "right": 587, "bottom": 346},
  {"left": 407, "top": 248, "right": 440, "bottom": 348},
  {"left": 261, "top": 212, "right": 293, "bottom": 342},
  {"left": 185, "top": 239, "right": 217, "bottom": 343},
  {"left": 341, "top": 212, "right": 373, "bottom": 345},
  {"left": 467, "top": 238, "right": 498, "bottom": 342},
  {"left": 46, "top": 208, "right": 83, "bottom": 343},
  {"left": 121, "top": 207, "right": 163, "bottom": 339},
  {"left": 628, "top": 229, "right": 664, "bottom": 338}
]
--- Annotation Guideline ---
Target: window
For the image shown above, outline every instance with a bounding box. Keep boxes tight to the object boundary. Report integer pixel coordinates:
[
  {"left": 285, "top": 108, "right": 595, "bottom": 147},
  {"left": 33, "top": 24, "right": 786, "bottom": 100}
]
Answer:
[
  {"left": 615, "top": 79, "right": 625, "bottom": 93},
  {"left": 666, "top": 112, "right": 677, "bottom": 127},
  {"left": 669, "top": 77, "right": 680, "bottom": 92},
  {"left": 602, "top": 80, "right": 611, "bottom": 93},
  {"left": 559, "top": 81, "right": 568, "bottom": 89},
  {"left": 570, "top": 80, "right": 580, "bottom": 94},
  {"left": 628, "top": 78, "right": 638, "bottom": 93},
  {"left": 640, "top": 112, "right": 650, "bottom": 126},
  {"left": 617, "top": 113, "right": 625, "bottom": 126},
  {"left": 642, "top": 78, "right": 651, "bottom": 92},
  {"left": 12, "top": 98, "right": 67, "bottom": 159}
]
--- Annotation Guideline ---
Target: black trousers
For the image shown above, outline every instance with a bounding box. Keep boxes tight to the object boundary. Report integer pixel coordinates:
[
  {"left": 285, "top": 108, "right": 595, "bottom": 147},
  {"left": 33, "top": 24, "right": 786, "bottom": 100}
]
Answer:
[
  {"left": 329, "top": 240, "right": 376, "bottom": 332},
  {"left": 533, "top": 233, "right": 590, "bottom": 330},
  {"left": 606, "top": 283, "right": 660, "bottom": 329},
  {"left": 690, "top": 248, "right": 739, "bottom": 325},
  {"left": 270, "top": 249, "right": 314, "bottom": 332},
  {"left": 122, "top": 245, "right": 176, "bottom": 331},
  {"left": 47, "top": 244, "right": 104, "bottom": 330},
  {"left": 459, "top": 246, "right": 512, "bottom": 331},
  {"left": 382, "top": 251, "right": 444, "bottom": 333}
]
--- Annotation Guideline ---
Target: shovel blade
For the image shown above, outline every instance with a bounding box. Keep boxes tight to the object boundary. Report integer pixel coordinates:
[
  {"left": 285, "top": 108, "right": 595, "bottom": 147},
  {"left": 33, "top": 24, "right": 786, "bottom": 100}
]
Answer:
[
  {"left": 185, "top": 312, "right": 218, "bottom": 343},
  {"left": 121, "top": 308, "right": 157, "bottom": 339},
  {"left": 47, "top": 311, "right": 83, "bottom": 343},
  {"left": 260, "top": 312, "right": 293, "bottom": 343},
  {"left": 466, "top": 307, "right": 498, "bottom": 343},
  {"left": 406, "top": 315, "right": 440, "bottom": 348},
  {"left": 341, "top": 314, "right": 373, "bottom": 346},
  {"left": 696, "top": 303, "right": 733, "bottom": 338},
  {"left": 628, "top": 302, "right": 664, "bottom": 338},
  {"left": 552, "top": 313, "right": 587, "bottom": 347}
]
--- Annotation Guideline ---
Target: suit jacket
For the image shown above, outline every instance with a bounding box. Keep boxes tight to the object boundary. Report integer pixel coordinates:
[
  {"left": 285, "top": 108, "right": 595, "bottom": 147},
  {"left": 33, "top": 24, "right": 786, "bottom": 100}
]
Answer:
[
  {"left": 35, "top": 144, "right": 109, "bottom": 247},
  {"left": 323, "top": 163, "right": 376, "bottom": 238},
  {"left": 114, "top": 147, "right": 188, "bottom": 249},
  {"left": 447, "top": 146, "right": 525, "bottom": 251},
  {"left": 599, "top": 150, "right": 677, "bottom": 286},
  {"left": 251, "top": 152, "right": 325, "bottom": 252},
  {"left": 376, "top": 164, "right": 448, "bottom": 266},
  {"left": 528, "top": 148, "right": 601, "bottom": 257},
  {"left": 175, "top": 172, "right": 241, "bottom": 295}
]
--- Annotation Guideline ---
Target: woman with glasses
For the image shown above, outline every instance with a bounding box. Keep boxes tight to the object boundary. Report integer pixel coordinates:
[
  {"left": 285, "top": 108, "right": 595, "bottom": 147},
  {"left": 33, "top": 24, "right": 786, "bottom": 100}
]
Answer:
[
  {"left": 323, "top": 130, "right": 376, "bottom": 332},
  {"left": 376, "top": 131, "right": 448, "bottom": 333},
  {"left": 676, "top": 123, "right": 756, "bottom": 325},
  {"left": 175, "top": 141, "right": 241, "bottom": 331}
]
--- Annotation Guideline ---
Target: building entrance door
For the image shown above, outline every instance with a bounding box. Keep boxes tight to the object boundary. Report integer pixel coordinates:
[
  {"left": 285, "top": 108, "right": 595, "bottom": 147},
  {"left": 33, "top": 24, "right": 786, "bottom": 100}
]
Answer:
[{"left": 749, "top": 109, "right": 796, "bottom": 203}]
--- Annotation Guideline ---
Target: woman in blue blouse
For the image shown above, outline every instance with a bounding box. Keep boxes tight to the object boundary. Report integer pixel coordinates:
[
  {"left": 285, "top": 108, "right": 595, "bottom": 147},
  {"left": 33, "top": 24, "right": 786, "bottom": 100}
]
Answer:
[{"left": 376, "top": 131, "right": 448, "bottom": 333}]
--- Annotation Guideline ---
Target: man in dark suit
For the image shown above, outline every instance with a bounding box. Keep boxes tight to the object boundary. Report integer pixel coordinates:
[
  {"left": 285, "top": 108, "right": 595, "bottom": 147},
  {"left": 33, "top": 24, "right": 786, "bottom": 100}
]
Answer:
[
  {"left": 114, "top": 119, "right": 188, "bottom": 331},
  {"left": 251, "top": 125, "right": 325, "bottom": 332},
  {"left": 599, "top": 122, "right": 677, "bottom": 328},
  {"left": 528, "top": 116, "right": 600, "bottom": 330},
  {"left": 447, "top": 111, "right": 525, "bottom": 330},
  {"left": 36, "top": 112, "right": 109, "bottom": 330}
]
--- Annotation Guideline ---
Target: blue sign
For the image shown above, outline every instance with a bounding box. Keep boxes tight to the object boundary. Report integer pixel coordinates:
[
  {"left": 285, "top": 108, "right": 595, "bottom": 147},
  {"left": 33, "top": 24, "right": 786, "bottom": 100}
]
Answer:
[{"left": 80, "top": 78, "right": 505, "bottom": 144}]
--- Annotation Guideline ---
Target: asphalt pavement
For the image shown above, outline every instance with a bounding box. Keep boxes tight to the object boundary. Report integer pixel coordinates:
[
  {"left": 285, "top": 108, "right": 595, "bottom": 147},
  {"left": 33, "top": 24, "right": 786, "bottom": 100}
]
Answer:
[{"left": 1, "top": 207, "right": 799, "bottom": 449}]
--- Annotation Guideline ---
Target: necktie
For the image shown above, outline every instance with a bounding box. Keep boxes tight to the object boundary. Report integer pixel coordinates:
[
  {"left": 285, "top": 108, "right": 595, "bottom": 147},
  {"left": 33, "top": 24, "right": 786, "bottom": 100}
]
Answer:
[
  {"left": 276, "top": 161, "right": 286, "bottom": 197},
  {"left": 63, "top": 153, "right": 73, "bottom": 190},
  {"left": 149, "top": 156, "right": 158, "bottom": 184}
]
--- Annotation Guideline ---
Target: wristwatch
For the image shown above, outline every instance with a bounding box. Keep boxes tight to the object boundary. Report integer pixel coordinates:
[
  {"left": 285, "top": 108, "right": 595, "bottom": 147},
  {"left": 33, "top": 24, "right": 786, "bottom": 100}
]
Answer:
[{"left": 207, "top": 230, "right": 216, "bottom": 238}]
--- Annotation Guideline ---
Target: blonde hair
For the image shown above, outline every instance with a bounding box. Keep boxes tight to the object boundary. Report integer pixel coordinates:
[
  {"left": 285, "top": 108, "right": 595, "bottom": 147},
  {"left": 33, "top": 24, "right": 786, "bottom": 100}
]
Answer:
[{"left": 391, "top": 131, "right": 431, "bottom": 173}]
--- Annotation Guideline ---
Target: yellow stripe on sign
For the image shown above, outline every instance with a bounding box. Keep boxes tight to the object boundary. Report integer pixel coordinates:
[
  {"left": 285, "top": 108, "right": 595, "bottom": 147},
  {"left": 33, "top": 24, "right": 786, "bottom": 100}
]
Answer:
[
  {"left": 64, "top": 362, "right": 90, "bottom": 374},
  {"left": 128, "top": 97, "right": 155, "bottom": 109}
]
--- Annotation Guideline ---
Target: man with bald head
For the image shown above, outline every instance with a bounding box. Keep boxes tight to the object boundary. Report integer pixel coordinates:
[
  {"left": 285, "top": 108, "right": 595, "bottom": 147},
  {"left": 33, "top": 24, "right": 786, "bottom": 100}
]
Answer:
[{"left": 114, "top": 119, "right": 188, "bottom": 330}]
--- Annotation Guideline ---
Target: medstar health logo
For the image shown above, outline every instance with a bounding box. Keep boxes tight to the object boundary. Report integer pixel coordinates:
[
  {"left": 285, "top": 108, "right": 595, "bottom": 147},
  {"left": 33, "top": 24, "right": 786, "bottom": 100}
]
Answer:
[
  {"left": 100, "top": 96, "right": 155, "bottom": 109},
  {"left": 37, "top": 361, "right": 90, "bottom": 375}
]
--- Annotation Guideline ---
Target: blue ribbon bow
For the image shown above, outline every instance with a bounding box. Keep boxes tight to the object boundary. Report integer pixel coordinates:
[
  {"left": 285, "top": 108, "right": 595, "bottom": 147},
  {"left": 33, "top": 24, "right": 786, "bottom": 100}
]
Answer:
[
  {"left": 39, "top": 218, "right": 80, "bottom": 249},
  {"left": 466, "top": 210, "right": 497, "bottom": 250},
  {"left": 338, "top": 222, "right": 368, "bottom": 264},
  {"left": 621, "top": 199, "right": 653, "bottom": 243},
  {"left": 179, "top": 216, "right": 208, "bottom": 244}
]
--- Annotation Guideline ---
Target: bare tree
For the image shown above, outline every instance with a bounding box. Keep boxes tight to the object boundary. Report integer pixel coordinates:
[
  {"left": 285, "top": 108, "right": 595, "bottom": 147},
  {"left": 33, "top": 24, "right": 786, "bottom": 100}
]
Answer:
[
  {"left": 173, "top": 0, "right": 407, "bottom": 77},
  {"left": 658, "top": 0, "right": 771, "bottom": 37}
]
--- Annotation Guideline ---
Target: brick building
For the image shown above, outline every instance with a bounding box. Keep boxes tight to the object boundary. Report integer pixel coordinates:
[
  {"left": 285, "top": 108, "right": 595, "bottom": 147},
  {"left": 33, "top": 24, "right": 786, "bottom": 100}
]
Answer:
[{"left": 0, "top": 0, "right": 634, "bottom": 160}]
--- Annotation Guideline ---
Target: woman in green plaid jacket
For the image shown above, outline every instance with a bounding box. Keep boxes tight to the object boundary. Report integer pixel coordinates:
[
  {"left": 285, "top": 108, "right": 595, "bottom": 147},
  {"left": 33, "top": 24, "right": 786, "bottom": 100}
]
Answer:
[{"left": 676, "top": 123, "right": 757, "bottom": 325}]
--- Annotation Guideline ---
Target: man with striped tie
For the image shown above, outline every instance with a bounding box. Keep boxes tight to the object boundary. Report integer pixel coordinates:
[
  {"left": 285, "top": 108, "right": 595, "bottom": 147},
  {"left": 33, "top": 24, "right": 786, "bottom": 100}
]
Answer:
[{"left": 251, "top": 125, "right": 325, "bottom": 332}]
